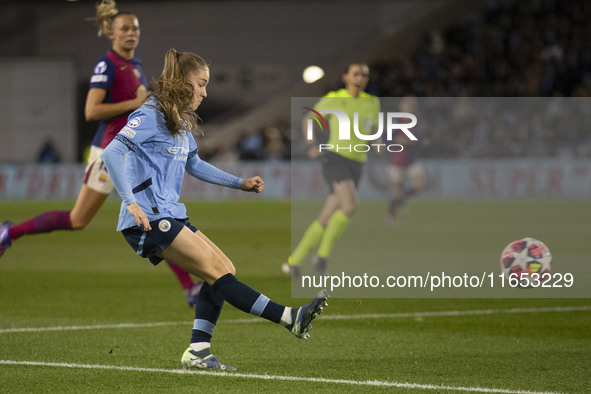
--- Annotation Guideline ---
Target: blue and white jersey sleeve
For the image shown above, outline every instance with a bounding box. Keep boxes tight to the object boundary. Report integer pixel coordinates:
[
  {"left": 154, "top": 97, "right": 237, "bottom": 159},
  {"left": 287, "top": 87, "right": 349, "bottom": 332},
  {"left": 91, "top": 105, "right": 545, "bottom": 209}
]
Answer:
[
  {"left": 102, "top": 139, "right": 134, "bottom": 205},
  {"left": 185, "top": 133, "right": 243, "bottom": 189},
  {"left": 89, "top": 55, "right": 115, "bottom": 90},
  {"left": 102, "top": 105, "right": 160, "bottom": 205}
]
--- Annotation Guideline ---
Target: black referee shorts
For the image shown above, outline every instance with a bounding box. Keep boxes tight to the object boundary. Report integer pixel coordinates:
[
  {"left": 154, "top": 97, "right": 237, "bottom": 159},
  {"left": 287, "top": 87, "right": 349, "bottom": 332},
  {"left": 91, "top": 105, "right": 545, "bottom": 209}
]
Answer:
[
  {"left": 321, "top": 151, "right": 363, "bottom": 193},
  {"left": 121, "top": 217, "right": 198, "bottom": 266}
]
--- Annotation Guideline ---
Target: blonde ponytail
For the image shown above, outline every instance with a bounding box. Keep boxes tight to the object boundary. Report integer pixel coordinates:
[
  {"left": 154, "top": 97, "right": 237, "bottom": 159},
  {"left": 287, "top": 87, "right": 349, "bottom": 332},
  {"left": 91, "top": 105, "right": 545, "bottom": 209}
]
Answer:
[{"left": 88, "top": 0, "right": 134, "bottom": 37}]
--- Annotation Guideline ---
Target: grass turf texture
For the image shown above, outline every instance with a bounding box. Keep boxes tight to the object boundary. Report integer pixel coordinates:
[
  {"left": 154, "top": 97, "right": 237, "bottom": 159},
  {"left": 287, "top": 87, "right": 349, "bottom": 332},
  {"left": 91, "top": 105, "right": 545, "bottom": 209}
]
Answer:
[{"left": 0, "top": 200, "right": 589, "bottom": 393}]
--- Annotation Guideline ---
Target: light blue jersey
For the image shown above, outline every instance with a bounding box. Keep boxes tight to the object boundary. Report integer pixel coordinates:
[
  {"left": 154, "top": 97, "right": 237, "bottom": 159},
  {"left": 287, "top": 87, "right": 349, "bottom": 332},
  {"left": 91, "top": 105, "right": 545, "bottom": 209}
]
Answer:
[{"left": 102, "top": 99, "right": 243, "bottom": 231}]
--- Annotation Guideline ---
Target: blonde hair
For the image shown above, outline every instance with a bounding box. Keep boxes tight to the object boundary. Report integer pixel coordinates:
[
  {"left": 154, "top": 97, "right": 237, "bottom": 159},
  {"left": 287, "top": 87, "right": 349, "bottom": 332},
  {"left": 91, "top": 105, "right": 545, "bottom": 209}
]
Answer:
[
  {"left": 151, "top": 49, "right": 209, "bottom": 137},
  {"left": 88, "top": 0, "right": 134, "bottom": 37}
]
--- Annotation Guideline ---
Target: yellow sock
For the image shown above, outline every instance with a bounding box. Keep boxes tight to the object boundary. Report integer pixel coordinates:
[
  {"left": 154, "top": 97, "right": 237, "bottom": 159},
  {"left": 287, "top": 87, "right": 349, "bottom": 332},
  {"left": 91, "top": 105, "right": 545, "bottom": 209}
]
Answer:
[
  {"left": 289, "top": 221, "right": 325, "bottom": 266},
  {"left": 317, "top": 210, "right": 350, "bottom": 258}
]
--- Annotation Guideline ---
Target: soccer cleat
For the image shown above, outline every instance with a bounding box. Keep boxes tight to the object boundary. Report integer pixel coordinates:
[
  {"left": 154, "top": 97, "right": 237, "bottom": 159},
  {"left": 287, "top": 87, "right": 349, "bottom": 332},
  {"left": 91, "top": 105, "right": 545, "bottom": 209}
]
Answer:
[
  {"left": 0, "top": 221, "right": 13, "bottom": 258},
  {"left": 181, "top": 346, "right": 236, "bottom": 371},
  {"left": 312, "top": 255, "right": 328, "bottom": 276},
  {"left": 186, "top": 281, "right": 203, "bottom": 308},
  {"left": 290, "top": 289, "right": 329, "bottom": 339}
]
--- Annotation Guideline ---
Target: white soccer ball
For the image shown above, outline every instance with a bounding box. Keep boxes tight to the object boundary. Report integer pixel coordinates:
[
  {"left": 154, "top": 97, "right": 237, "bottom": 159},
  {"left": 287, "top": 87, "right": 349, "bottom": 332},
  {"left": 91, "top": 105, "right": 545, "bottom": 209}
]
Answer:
[
  {"left": 281, "top": 262, "right": 291, "bottom": 275},
  {"left": 499, "top": 237, "right": 552, "bottom": 288}
]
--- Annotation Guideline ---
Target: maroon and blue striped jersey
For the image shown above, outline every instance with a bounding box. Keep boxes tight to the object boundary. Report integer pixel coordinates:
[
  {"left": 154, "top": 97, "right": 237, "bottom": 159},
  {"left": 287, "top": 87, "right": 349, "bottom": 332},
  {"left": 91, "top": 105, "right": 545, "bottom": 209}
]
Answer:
[{"left": 89, "top": 50, "right": 148, "bottom": 149}]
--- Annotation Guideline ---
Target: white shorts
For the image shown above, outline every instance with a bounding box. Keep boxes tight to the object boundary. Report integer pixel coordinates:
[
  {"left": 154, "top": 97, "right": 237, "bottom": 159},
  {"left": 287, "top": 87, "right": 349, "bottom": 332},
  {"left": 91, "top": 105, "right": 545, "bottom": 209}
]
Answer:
[
  {"left": 83, "top": 146, "right": 115, "bottom": 194},
  {"left": 388, "top": 162, "right": 426, "bottom": 184}
]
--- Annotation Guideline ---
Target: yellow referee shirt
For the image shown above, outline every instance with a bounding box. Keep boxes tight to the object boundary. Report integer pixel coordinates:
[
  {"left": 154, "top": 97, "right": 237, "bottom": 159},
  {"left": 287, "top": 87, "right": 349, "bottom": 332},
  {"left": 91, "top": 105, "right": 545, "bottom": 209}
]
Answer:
[{"left": 314, "top": 88, "right": 381, "bottom": 162}]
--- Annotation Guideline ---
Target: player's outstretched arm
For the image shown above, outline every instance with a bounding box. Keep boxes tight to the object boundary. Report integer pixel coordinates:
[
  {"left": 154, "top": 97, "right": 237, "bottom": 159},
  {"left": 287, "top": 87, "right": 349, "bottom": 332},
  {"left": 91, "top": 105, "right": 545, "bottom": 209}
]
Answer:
[
  {"left": 240, "top": 176, "right": 264, "bottom": 193},
  {"left": 185, "top": 152, "right": 243, "bottom": 189}
]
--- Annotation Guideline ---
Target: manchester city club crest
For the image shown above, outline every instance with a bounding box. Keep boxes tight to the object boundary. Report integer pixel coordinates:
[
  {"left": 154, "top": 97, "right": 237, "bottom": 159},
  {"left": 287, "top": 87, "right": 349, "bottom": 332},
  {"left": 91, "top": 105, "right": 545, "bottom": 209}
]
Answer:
[{"left": 158, "top": 220, "right": 171, "bottom": 232}]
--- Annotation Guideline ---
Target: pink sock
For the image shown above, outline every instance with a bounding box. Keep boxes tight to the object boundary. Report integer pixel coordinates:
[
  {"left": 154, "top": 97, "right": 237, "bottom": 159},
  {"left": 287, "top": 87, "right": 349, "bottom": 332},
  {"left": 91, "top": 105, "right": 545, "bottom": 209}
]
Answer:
[
  {"left": 388, "top": 198, "right": 404, "bottom": 217},
  {"left": 405, "top": 187, "right": 417, "bottom": 198},
  {"left": 8, "top": 211, "right": 72, "bottom": 241},
  {"left": 166, "top": 261, "right": 194, "bottom": 291}
]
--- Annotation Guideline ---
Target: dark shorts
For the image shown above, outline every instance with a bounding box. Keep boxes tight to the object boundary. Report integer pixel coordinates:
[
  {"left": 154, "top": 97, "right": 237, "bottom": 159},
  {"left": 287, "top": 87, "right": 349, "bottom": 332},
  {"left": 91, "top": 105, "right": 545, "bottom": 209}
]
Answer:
[
  {"left": 321, "top": 151, "right": 363, "bottom": 192},
  {"left": 121, "top": 217, "right": 198, "bottom": 266}
]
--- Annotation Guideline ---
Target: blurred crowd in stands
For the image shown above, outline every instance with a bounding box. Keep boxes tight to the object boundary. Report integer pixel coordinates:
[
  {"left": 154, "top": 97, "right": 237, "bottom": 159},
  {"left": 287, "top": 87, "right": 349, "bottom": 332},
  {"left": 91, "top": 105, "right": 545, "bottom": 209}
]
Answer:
[{"left": 214, "top": 0, "right": 591, "bottom": 162}]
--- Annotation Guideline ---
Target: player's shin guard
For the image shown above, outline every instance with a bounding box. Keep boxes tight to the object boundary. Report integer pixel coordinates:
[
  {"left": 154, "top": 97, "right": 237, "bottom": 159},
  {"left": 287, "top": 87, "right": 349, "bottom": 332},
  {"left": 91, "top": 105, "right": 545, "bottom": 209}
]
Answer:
[
  {"left": 191, "top": 283, "right": 224, "bottom": 344},
  {"left": 316, "top": 210, "right": 350, "bottom": 258},
  {"left": 212, "top": 273, "right": 285, "bottom": 323},
  {"left": 289, "top": 221, "right": 325, "bottom": 266}
]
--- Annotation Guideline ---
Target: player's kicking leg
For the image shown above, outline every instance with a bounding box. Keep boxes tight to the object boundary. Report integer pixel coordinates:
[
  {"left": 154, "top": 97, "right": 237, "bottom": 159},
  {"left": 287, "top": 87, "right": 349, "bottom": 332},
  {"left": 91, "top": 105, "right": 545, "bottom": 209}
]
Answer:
[
  {"left": 181, "top": 288, "right": 329, "bottom": 370},
  {"left": 164, "top": 228, "right": 330, "bottom": 371}
]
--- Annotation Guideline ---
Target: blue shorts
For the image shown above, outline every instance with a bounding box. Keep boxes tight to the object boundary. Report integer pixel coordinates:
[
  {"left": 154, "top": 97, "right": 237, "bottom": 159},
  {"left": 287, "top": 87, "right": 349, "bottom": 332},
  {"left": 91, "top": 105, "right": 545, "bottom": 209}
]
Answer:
[{"left": 121, "top": 217, "right": 198, "bottom": 266}]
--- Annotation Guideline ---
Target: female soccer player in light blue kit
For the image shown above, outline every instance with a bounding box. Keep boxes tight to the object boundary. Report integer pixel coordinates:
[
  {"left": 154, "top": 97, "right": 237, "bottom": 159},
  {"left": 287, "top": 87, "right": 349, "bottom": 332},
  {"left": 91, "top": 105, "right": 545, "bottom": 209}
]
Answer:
[{"left": 102, "top": 49, "right": 328, "bottom": 370}]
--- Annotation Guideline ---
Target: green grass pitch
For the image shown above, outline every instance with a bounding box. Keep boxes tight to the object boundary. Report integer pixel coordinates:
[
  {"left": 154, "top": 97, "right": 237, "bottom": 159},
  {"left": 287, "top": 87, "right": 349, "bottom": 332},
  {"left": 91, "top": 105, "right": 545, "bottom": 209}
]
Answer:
[{"left": 0, "top": 200, "right": 589, "bottom": 393}]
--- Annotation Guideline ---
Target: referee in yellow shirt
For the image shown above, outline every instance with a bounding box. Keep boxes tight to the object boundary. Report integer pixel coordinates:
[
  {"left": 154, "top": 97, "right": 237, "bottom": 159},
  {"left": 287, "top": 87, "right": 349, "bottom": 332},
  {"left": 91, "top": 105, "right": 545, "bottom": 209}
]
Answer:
[{"left": 284, "top": 63, "right": 381, "bottom": 278}]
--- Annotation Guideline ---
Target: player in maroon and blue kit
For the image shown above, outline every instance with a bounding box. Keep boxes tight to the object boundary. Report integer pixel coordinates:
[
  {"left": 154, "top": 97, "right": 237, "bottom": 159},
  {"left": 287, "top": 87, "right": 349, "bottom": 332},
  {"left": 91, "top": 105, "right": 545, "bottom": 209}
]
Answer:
[
  {"left": 0, "top": 0, "right": 202, "bottom": 306},
  {"left": 386, "top": 96, "right": 427, "bottom": 224}
]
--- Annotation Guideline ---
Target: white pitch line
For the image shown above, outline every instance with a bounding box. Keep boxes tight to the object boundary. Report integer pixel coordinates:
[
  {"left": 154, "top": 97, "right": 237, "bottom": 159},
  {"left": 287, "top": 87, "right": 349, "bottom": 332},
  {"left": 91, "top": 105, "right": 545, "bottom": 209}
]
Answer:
[
  {"left": 319, "top": 305, "right": 591, "bottom": 321},
  {"left": 0, "top": 321, "right": 188, "bottom": 333},
  {"left": 221, "top": 305, "right": 591, "bottom": 324},
  {"left": 0, "top": 305, "right": 589, "bottom": 334},
  {"left": 0, "top": 360, "right": 562, "bottom": 394}
]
